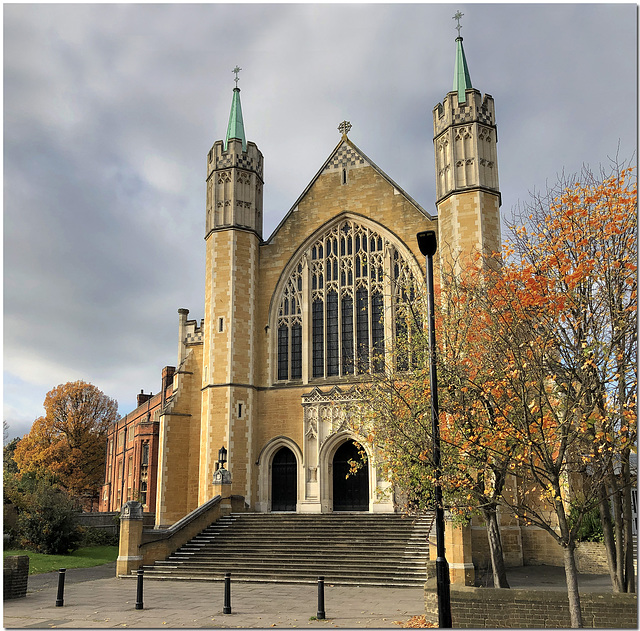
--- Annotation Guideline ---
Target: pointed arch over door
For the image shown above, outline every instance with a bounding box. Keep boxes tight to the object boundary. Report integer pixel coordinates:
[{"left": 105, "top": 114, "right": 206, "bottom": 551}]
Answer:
[
  {"left": 271, "top": 446, "right": 297, "bottom": 511},
  {"left": 332, "top": 439, "right": 369, "bottom": 511}
]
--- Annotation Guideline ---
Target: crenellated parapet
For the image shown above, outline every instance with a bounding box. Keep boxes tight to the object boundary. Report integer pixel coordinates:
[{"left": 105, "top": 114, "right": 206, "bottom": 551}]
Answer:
[
  {"left": 177, "top": 308, "right": 203, "bottom": 371},
  {"left": 184, "top": 317, "right": 204, "bottom": 346},
  {"left": 433, "top": 89, "right": 495, "bottom": 134}
]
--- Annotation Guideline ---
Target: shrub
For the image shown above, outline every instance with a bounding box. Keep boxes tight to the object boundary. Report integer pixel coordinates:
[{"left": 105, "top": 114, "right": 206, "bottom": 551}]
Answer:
[
  {"left": 78, "top": 526, "right": 119, "bottom": 547},
  {"left": 16, "top": 480, "right": 82, "bottom": 554},
  {"left": 569, "top": 504, "right": 604, "bottom": 543}
]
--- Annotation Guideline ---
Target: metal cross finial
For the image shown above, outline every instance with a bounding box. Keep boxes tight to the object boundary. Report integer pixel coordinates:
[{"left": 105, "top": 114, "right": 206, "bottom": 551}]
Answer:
[
  {"left": 232, "top": 65, "right": 242, "bottom": 88},
  {"left": 453, "top": 11, "right": 464, "bottom": 37},
  {"left": 338, "top": 120, "right": 352, "bottom": 137}
]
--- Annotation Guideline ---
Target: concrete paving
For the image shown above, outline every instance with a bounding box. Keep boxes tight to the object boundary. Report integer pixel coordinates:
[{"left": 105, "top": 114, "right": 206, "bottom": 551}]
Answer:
[{"left": 3, "top": 562, "right": 619, "bottom": 629}]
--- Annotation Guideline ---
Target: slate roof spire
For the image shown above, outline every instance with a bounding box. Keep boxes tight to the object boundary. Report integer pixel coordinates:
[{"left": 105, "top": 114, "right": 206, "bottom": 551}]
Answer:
[
  {"left": 452, "top": 12, "right": 472, "bottom": 103},
  {"left": 225, "top": 65, "right": 247, "bottom": 152}
]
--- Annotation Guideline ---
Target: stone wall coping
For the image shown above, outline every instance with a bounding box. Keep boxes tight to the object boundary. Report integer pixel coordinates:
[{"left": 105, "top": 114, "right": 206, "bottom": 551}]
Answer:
[{"left": 142, "top": 495, "right": 222, "bottom": 542}]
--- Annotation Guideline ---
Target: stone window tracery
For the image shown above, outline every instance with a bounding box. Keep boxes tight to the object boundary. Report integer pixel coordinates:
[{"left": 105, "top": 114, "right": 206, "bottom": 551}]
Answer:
[
  {"left": 277, "top": 262, "right": 304, "bottom": 380},
  {"left": 275, "top": 218, "right": 419, "bottom": 382}
]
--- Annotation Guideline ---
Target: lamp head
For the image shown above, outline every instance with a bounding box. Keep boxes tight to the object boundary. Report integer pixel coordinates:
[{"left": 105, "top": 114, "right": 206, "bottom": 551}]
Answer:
[
  {"left": 417, "top": 231, "right": 437, "bottom": 257},
  {"left": 218, "top": 446, "right": 228, "bottom": 467}
]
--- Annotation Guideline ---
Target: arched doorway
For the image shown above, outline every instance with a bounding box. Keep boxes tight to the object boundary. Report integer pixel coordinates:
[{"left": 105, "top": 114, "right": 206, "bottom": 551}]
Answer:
[
  {"left": 332, "top": 440, "right": 369, "bottom": 511},
  {"left": 271, "top": 447, "right": 297, "bottom": 511}
]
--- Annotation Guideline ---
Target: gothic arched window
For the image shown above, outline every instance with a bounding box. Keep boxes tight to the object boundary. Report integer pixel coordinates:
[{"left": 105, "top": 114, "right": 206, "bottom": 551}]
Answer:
[
  {"left": 277, "top": 262, "right": 303, "bottom": 381},
  {"left": 275, "top": 218, "right": 419, "bottom": 382}
]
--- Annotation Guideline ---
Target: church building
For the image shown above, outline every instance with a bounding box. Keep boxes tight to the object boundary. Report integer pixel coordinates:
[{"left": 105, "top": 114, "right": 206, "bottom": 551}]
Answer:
[{"left": 102, "top": 30, "right": 501, "bottom": 529}]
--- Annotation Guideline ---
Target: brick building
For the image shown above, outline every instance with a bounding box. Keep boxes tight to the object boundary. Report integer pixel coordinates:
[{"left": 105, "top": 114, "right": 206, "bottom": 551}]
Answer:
[{"left": 99, "top": 366, "right": 174, "bottom": 513}]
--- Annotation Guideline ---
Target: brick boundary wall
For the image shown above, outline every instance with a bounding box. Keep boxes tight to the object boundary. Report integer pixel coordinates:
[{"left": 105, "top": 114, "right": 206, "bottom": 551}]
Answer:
[
  {"left": 424, "top": 580, "right": 637, "bottom": 628},
  {"left": 4, "top": 555, "right": 29, "bottom": 600}
]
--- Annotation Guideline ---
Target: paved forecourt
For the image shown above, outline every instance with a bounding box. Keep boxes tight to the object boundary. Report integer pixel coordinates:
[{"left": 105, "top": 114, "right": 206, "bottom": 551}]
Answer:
[{"left": 3, "top": 565, "right": 425, "bottom": 629}]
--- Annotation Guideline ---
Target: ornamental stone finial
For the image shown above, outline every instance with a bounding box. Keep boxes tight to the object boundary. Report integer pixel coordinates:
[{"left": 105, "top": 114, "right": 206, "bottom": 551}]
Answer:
[
  {"left": 121, "top": 500, "right": 143, "bottom": 521},
  {"left": 453, "top": 11, "right": 464, "bottom": 37},
  {"left": 213, "top": 467, "right": 231, "bottom": 484},
  {"left": 338, "top": 121, "right": 352, "bottom": 138}
]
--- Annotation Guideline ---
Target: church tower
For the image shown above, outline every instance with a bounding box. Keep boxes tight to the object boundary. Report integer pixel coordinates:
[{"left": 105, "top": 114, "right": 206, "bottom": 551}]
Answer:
[
  {"left": 433, "top": 20, "right": 501, "bottom": 272},
  {"left": 200, "top": 67, "right": 263, "bottom": 504}
]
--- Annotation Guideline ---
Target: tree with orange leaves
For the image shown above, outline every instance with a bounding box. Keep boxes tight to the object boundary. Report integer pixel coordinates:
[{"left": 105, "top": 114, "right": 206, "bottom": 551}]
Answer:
[
  {"left": 505, "top": 161, "right": 637, "bottom": 596},
  {"left": 13, "top": 381, "right": 118, "bottom": 509},
  {"left": 353, "top": 267, "right": 515, "bottom": 589},
  {"left": 357, "top": 160, "right": 636, "bottom": 627}
]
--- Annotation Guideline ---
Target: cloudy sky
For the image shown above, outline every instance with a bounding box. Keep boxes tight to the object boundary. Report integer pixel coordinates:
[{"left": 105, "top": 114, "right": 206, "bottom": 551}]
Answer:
[{"left": 4, "top": 3, "right": 637, "bottom": 441}]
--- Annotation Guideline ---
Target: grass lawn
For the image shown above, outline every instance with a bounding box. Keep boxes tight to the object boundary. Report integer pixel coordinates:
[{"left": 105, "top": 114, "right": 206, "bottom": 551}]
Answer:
[{"left": 3, "top": 546, "right": 118, "bottom": 575}]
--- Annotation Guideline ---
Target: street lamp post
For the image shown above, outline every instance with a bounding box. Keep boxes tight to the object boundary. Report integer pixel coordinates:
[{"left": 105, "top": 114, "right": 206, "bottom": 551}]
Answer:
[{"left": 416, "top": 230, "right": 452, "bottom": 628}]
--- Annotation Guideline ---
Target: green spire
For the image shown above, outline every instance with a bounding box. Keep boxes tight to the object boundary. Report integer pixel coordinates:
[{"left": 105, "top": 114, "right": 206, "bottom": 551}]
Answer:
[
  {"left": 453, "top": 36, "right": 472, "bottom": 104},
  {"left": 225, "top": 87, "right": 246, "bottom": 152},
  {"left": 225, "top": 67, "right": 246, "bottom": 151}
]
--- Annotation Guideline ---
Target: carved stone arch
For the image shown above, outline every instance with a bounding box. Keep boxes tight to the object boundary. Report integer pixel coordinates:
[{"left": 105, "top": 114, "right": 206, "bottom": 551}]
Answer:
[
  {"left": 256, "top": 436, "right": 303, "bottom": 513},
  {"left": 318, "top": 430, "right": 372, "bottom": 512},
  {"left": 269, "top": 213, "right": 422, "bottom": 330},
  {"left": 318, "top": 429, "right": 372, "bottom": 466}
]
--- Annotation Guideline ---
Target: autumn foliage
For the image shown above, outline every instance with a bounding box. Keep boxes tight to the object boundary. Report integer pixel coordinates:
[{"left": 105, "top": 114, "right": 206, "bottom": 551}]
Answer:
[
  {"left": 357, "top": 163, "right": 636, "bottom": 625},
  {"left": 14, "top": 381, "right": 118, "bottom": 507}
]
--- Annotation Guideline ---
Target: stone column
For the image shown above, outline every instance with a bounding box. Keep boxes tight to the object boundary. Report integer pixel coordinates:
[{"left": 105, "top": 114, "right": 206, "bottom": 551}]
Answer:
[
  {"left": 212, "top": 467, "right": 232, "bottom": 512},
  {"left": 445, "top": 513, "right": 475, "bottom": 586},
  {"left": 116, "top": 501, "right": 144, "bottom": 577}
]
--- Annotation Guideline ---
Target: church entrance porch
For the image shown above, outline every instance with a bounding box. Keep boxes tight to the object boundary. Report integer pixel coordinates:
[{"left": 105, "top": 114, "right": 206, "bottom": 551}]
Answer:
[
  {"left": 332, "top": 440, "right": 368, "bottom": 511},
  {"left": 271, "top": 447, "right": 297, "bottom": 511}
]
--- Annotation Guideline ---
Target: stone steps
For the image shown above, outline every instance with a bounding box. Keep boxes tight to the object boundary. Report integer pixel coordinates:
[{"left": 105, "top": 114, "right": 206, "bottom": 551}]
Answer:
[{"left": 135, "top": 512, "right": 434, "bottom": 587}]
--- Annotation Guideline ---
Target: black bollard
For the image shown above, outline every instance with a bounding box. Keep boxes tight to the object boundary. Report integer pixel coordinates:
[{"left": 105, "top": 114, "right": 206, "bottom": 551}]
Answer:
[
  {"left": 55, "top": 568, "right": 66, "bottom": 607},
  {"left": 316, "top": 576, "right": 325, "bottom": 620},
  {"left": 223, "top": 572, "right": 231, "bottom": 614},
  {"left": 135, "top": 568, "right": 144, "bottom": 610}
]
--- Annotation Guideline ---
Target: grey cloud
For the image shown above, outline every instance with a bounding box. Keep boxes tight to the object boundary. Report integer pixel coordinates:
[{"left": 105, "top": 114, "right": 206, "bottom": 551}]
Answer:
[{"left": 3, "top": 3, "right": 636, "bottom": 442}]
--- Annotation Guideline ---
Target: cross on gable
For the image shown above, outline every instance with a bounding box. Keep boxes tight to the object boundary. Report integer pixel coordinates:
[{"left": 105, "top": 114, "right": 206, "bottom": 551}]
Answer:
[{"left": 338, "top": 121, "right": 352, "bottom": 137}]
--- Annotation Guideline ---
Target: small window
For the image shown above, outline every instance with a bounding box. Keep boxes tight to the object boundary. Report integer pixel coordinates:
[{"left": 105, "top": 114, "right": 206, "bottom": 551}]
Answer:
[
  {"left": 342, "top": 168, "right": 347, "bottom": 185},
  {"left": 218, "top": 317, "right": 224, "bottom": 332},
  {"left": 141, "top": 443, "right": 149, "bottom": 466},
  {"left": 238, "top": 403, "right": 243, "bottom": 418}
]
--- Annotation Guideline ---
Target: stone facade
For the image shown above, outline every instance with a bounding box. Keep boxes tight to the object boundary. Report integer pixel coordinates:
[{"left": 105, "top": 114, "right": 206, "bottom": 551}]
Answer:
[
  {"left": 153, "top": 129, "right": 447, "bottom": 524},
  {"left": 105, "top": 35, "right": 542, "bottom": 583}
]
